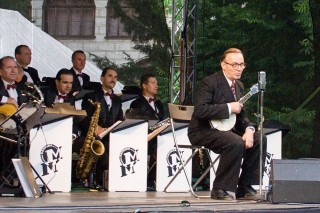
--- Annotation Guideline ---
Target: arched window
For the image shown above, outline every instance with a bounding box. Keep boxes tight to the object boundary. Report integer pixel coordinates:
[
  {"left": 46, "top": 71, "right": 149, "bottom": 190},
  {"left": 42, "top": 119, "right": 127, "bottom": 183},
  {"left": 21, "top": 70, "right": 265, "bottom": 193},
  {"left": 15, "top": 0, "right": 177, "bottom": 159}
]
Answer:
[
  {"left": 106, "top": 0, "right": 134, "bottom": 39},
  {"left": 43, "top": 0, "right": 95, "bottom": 38}
]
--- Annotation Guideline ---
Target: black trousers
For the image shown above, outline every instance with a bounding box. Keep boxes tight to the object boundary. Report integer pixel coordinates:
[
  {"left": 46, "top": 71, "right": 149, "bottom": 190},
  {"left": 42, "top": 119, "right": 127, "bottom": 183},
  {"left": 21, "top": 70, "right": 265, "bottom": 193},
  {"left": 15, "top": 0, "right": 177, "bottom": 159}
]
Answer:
[
  {"left": 0, "top": 138, "right": 17, "bottom": 179},
  {"left": 189, "top": 129, "right": 267, "bottom": 192}
]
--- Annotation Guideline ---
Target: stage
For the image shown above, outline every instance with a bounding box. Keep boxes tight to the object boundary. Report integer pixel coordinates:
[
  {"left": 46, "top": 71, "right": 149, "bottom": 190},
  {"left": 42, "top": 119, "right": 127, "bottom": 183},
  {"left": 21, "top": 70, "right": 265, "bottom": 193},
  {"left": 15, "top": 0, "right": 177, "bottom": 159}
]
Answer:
[{"left": 0, "top": 191, "right": 320, "bottom": 212}]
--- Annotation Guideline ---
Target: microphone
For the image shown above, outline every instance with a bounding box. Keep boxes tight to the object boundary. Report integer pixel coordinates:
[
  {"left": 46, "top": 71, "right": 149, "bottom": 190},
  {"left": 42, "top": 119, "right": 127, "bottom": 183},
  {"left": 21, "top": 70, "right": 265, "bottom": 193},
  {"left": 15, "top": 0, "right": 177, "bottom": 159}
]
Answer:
[{"left": 258, "top": 71, "right": 266, "bottom": 91}]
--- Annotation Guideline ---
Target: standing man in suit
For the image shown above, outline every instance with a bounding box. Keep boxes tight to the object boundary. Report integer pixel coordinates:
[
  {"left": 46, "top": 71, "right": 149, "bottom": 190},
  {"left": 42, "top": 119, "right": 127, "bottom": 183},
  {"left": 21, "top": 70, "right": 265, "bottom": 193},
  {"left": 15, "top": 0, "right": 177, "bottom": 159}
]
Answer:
[
  {"left": 15, "top": 45, "right": 41, "bottom": 86},
  {"left": 128, "top": 73, "right": 165, "bottom": 189},
  {"left": 78, "top": 67, "right": 123, "bottom": 187},
  {"left": 44, "top": 68, "right": 75, "bottom": 107},
  {"left": 69, "top": 50, "right": 90, "bottom": 92},
  {"left": 188, "top": 48, "right": 267, "bottom": 200}
]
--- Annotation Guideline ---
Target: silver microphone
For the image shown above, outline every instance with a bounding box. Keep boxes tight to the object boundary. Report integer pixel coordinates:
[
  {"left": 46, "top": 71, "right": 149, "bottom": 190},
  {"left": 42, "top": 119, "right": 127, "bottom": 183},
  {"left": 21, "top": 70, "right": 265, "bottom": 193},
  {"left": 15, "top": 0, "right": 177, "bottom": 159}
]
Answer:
[{"left": 258, "top": 71, "right": 266, "bottom": 91}]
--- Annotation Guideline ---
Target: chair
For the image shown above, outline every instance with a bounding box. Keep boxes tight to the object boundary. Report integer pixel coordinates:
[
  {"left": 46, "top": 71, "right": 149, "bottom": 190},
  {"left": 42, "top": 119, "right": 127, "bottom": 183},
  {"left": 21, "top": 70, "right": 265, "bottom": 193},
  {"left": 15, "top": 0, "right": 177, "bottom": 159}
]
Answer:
[{"left": 163, "top": 103, "right": 219, "bottom": 198}]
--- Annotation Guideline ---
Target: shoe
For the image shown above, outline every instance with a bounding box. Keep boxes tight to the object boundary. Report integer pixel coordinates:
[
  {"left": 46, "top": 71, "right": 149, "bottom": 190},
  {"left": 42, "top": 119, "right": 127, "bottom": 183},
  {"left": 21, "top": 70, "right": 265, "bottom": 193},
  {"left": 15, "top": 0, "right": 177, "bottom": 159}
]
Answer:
[
  {"left": 236, "top": 185, "right": 257, "bottom": 200},
  {"left": 211, "top": 188, "right": 234, "bottom": 200}
]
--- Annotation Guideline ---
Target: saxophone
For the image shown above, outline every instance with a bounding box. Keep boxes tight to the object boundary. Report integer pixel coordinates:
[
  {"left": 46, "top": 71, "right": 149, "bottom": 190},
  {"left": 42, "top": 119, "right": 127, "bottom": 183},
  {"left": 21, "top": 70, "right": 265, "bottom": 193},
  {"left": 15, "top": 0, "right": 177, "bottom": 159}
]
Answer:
[{"left": 76, "top": 99, "right": 105, "bottom": 179}]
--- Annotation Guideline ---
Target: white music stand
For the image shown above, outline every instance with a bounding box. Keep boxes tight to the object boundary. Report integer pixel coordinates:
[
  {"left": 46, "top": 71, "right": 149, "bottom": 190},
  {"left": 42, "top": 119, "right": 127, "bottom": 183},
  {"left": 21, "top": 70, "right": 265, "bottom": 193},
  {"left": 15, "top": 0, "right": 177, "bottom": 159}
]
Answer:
[
  {"left": 108, "top": 119, "right": 148, "bottom": 192},
  {"left": 28, "top": 107, "right": 85, "bottom": 192},
  {"left": 156, "top": 123, "right": 192, "bottom": 192}
]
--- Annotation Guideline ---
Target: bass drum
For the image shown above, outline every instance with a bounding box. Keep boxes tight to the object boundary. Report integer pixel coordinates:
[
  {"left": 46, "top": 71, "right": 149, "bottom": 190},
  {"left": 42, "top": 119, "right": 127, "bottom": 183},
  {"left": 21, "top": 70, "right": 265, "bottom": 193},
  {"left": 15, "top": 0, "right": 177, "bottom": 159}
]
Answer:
[{"left": 0, "top": 104, "right": 18, "bottom": 130}]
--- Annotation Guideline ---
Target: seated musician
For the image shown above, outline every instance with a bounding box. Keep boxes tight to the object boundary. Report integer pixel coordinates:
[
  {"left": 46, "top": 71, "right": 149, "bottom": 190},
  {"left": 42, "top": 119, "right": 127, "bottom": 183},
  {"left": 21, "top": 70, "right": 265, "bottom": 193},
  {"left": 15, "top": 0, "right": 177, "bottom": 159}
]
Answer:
[
  {"left": 77, "top": 67, "right": 124, "bottom": 187},
  {"left": 127, "top": 73, "right": 165, "bottom": 190},
  {"left": 0, "top": 56, "right": 28, "bottom": 179},
  {"left": 43, "top": 68, "right": 76, "bottom": 107}
]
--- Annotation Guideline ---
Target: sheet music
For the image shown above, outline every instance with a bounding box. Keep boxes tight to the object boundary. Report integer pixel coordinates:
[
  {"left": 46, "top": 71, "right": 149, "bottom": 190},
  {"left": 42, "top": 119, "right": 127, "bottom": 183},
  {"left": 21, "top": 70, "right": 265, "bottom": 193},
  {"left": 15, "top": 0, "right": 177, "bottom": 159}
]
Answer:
[
  {"left": 99, "top": 120, "right": 123, "bottom": 139},
  {"left": 147, "top": 123, "right": 170, "bottom": 142}
]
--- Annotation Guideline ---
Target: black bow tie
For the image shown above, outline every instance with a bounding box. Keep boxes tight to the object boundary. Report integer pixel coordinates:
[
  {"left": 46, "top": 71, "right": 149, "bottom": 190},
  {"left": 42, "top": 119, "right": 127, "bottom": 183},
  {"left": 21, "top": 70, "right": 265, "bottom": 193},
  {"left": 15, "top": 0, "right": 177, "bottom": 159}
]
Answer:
[
  {"left": 77, "top": 73, "right": 83, "bottom": 77},
  {"left": 58, "top": 94, "right": 68, "bottom": 101},
  {"left": 7, "top": 84, "right": 16, "bottom": 90},
  {"left": 149, "top": 98, "right": 155, "bottom": 103}
]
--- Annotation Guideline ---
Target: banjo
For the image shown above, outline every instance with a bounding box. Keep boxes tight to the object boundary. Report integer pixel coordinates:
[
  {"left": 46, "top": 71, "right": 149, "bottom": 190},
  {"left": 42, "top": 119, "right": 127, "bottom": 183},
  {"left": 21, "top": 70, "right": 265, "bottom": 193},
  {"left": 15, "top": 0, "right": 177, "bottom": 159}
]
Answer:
[{"left": 209, "top": 83, "right": 259, "bottom": 131}]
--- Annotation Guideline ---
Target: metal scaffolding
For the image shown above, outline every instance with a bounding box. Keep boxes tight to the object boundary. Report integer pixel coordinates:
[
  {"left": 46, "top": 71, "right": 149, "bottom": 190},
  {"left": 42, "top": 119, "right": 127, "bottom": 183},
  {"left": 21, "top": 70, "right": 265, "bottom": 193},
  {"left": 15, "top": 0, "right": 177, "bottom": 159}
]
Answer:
[{"left": 170, "top": 0, "right": 198, "bottom": 104}]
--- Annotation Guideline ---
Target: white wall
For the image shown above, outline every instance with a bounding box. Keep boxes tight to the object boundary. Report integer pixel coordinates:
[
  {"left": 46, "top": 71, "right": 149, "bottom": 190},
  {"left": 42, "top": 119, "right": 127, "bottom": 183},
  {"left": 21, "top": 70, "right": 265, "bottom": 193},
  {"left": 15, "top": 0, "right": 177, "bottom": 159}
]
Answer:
[{"left": 31, "top": 0, "right": 145, "bottom": 65}]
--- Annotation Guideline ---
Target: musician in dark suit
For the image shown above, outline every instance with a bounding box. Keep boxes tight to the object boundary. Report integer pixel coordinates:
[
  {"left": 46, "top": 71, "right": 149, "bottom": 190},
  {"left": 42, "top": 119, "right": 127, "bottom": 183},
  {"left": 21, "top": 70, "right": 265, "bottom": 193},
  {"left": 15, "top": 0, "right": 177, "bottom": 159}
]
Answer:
[
  {"left": 127, "top": 73, "right": 165, "bottom": 189},
  {"left": 44, "top": 69, "right": 76, "bottom": 107},
  {"left": 78, "top": 67, "right": 123, "bottom": 187},
  {"left": 69, "top": 50, "right": 90, "bottom": 92},
  {"left": 188, "top": 48, "right": 267, "bottom": 200},
  {"left": 0, "top": 56, "right": 28, "bottom": 179},
  {"left": 15, "top": 45, "right": 41, "bottom": 86},
  {"left": 128, "top": 74, "right": 164, "bottom": 121}
]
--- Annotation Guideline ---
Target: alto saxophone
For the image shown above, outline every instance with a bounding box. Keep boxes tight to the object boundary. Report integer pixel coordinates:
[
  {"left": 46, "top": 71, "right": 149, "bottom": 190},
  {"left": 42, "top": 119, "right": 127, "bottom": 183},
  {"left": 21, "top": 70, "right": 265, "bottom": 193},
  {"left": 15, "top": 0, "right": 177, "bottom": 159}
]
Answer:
[{"left": 76, "top": 100, "right": 105, "bottom": 179}]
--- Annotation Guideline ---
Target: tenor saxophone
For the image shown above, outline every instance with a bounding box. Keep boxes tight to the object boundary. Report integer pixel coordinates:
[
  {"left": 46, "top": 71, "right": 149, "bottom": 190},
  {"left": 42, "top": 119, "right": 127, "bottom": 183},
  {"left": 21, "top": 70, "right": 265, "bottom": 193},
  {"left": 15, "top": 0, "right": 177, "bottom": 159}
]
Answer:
[{"left": 76, "top": 100, "right": 105, "bottom": 179}]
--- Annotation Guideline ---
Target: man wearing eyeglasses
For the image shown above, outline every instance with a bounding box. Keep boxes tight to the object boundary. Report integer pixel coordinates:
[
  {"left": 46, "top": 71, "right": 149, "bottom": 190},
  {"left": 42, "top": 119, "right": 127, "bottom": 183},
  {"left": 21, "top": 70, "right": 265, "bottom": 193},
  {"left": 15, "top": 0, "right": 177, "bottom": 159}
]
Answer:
[{"left": 188, "top": 48, "right": 267, "bottom": 200}]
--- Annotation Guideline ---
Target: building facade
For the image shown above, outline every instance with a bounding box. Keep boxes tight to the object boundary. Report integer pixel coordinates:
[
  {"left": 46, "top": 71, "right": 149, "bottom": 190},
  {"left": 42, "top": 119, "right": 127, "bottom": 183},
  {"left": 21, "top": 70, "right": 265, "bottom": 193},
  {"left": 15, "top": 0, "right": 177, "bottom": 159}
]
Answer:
[{"left": 31, "top": 0, "right": 145, "bottom": 65}]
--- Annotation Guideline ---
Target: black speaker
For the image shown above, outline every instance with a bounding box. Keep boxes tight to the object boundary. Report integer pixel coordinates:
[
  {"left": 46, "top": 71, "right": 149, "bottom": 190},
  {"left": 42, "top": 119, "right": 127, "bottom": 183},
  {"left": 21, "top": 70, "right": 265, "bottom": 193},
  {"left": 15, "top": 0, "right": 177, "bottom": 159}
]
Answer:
[{"left": 269, "top": 159, "right": 320, "bottom": 203}]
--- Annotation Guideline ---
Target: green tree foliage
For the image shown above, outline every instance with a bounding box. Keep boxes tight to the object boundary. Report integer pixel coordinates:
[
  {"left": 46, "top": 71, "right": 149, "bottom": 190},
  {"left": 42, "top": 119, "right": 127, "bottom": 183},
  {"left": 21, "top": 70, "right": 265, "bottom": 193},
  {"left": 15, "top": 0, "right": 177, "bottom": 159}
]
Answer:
[
  {"left": 0, "top": 0, "right": 31, "bottom": 19},
  {"left": 196, "top": 0, "right": 315, "bottom": 158},
  {"left": 92, "top": 0, "right": 171, "bottom": 105},
  {"left": 309, "top": 0, "right": 320, "bottom": 158},
  {"left": 91, "top": 0, "right": 316, "bottom": 159}
]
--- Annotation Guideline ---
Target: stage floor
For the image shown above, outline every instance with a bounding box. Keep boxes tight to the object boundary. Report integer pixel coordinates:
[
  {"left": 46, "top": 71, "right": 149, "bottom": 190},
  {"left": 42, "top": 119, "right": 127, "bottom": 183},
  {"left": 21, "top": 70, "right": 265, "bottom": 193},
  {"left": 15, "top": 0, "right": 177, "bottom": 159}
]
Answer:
[{"left": 0, "top": 191, "right": 320, "bottom": 212}]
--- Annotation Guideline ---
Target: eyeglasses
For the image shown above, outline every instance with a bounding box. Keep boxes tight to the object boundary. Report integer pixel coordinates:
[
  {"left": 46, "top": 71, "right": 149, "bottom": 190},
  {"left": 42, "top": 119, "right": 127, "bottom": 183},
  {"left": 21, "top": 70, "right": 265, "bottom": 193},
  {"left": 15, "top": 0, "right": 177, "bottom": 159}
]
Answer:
[{"left": 224, "top": 61, "right": 246, "bottom": 69}]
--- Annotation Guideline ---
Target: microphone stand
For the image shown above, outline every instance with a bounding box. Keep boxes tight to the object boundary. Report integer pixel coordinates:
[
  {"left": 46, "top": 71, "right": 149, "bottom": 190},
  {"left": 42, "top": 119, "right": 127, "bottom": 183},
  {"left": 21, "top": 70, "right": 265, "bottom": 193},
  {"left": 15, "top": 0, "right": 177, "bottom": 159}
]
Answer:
[{"left": 257, "top": 71, "right": 266, "bottom": 201}]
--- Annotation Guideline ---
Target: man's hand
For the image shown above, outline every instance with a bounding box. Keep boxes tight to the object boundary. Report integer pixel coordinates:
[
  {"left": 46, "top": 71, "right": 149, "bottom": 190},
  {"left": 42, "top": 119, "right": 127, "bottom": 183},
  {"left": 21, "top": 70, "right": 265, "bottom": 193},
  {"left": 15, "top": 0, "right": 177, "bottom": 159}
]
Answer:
[
  {"left": 242, "top": 128, "right": 254, "bottom": 149},
  {"left": 95, "top": 125, "right": 106, "bottom": 137},
  {"left": 7, "top": 98, "right": 18, "bottom": 109},
  {"left": 230, "top": 102, "right": 243, "bottom": 114}
]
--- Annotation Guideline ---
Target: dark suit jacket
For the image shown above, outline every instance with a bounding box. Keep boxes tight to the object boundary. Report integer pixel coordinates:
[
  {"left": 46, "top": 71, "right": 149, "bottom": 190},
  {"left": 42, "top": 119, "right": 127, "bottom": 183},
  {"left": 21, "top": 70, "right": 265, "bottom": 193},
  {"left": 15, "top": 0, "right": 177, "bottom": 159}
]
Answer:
[
  {"left": 44, "top": 87, "right": 76, "bottom": 107},
  {"left": 79, "top": 87, "right": 124, "bottom": 136},
  {"left": 0, "top": 79, "right": 28, "bottom": 106},
  {"left": 188, "top": 71, "right": 254, "bottom": 144},
  {"left": 69, "top": 68, "right": 90, "bottom": 92},
  {"left": 128, "top": 95, "right": 165, "bottom": 121},
  {"left": 24, "top": 67, "right": 41, "bottom": 86}
]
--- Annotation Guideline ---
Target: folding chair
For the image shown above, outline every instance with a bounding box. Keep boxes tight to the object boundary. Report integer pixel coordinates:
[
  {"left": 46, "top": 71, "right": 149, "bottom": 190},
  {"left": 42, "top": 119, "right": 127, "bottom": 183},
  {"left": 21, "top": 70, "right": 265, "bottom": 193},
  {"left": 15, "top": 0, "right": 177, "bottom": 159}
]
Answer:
[{"left": 163, "top": 103, "right": 219, "bottom": 198}]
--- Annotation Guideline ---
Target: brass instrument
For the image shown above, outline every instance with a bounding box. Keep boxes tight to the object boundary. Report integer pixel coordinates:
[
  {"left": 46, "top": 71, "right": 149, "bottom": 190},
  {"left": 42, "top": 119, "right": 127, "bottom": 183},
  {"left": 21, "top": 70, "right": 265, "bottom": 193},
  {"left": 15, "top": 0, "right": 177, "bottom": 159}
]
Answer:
[
  {"left": 76, "top": 100, "right": 105, "bottom": 179},
  {"left": 0, "top": 104, "right": 17, "bottom": 121},
  {"left": 149, "top": 118, "right": 170, "bottom": 131}
]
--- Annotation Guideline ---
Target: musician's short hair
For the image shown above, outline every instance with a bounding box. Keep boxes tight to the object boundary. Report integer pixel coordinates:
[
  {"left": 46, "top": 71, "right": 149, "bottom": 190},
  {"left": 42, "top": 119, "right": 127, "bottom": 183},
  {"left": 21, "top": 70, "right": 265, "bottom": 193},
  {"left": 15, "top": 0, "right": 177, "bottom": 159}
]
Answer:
[
  {"left": 140, "top": 73, "right": 156, "bottom": 90},
  {"left": 14, "top": 44, "right": 29, "bottom": 56},
  {"left": 0, "top": 56, "right": 15, "bottom": 69},
  {"left": 71, "top": 50, "right": 85, "bottom": 60},
  {"left": 101, "top": 67, "right": 116, "bottom": 77},
  {"left": 56, "top": 68, "right": 73, "bottom": 81},
  {"left": 220, "top": 48, "right": 243, "bottom": 62}
]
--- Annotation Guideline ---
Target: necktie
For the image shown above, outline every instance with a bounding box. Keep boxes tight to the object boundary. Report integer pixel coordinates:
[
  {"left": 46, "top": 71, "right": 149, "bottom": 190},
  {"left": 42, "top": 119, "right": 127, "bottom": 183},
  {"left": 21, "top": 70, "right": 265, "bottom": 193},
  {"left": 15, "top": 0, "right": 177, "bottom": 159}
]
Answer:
[
  {"left": 58, "top": 95, "right": 68, "bottom": 102},
  {"left": 149, "top": 98, "right": 155, "bottom": 103},
  {"left": 77, "top": 73, "right": 83, "bottom": 78},
  {"left": 230, "top": 81, "right": 235, "bottom": 95},
  {"left": 7, "top": 84, "right": 16, "bottom": 90},
  {"left": 105, "top": 92, "right": 113, "bottom": 98}
]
